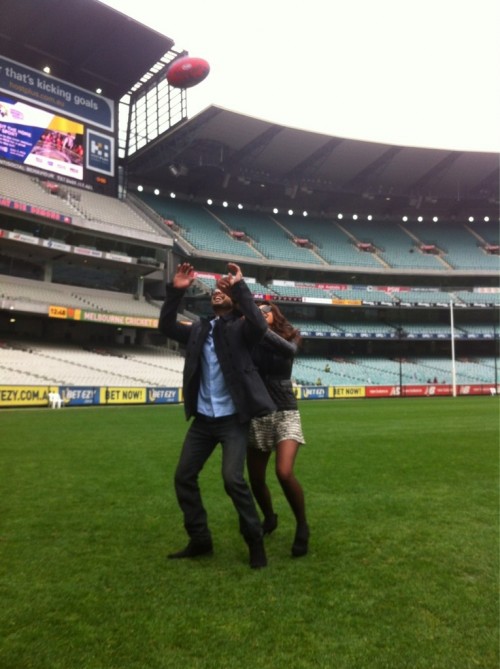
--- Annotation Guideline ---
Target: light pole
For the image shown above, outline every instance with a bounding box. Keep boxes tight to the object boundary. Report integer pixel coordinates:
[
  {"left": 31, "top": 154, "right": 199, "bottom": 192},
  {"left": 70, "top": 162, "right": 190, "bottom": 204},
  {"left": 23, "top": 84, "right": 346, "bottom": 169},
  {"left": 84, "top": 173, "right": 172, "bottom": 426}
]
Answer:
[
  {"left": 494, "top": 315, "right": 498, "bottom": 390},
  {"left": 396, "top": 298, "right": 403, "bottom": 398},
  {"left": 450, "top": 300, "right": 457, "bottom": 398}
]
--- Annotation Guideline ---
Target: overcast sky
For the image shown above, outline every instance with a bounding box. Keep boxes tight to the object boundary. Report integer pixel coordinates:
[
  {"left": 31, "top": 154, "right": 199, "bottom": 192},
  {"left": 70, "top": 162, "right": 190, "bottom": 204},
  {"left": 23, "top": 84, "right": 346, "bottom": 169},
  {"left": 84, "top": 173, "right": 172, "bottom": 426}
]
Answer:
[{"left": 101, "top": 0, "right": 500, "bottom": 153}]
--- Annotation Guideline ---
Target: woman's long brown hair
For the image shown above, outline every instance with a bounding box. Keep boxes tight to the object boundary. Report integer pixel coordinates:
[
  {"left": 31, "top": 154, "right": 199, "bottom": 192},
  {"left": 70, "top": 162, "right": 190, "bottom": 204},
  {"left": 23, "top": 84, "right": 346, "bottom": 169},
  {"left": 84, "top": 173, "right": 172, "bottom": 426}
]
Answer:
[{"left": 259, "top": 301, "right": 302, "bottom": 345}]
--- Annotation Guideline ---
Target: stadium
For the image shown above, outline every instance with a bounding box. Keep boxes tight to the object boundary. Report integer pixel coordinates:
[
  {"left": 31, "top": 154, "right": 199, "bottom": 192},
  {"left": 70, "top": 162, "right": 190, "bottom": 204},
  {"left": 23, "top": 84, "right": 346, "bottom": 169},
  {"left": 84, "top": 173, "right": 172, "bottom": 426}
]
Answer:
[
  {"left": 0, "top": 1, "right": 499, "bottom": 407},
  {"left": 0, "top": 3, "right": 500, "bottom": 406},
  {"left": 0, "top": 2, "right": 498, "bottom": 668}
]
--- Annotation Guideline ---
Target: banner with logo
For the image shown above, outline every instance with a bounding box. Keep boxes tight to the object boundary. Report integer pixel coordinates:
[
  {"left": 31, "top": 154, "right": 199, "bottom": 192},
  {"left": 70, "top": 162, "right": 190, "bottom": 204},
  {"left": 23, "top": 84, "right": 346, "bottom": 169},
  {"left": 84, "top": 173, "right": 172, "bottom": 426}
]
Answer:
[
  {"left": 332, "top": 386, "right": 366, "bottom": 398},
  {"left": 60, "top": 387, "right": 99, "bottom": 406},
  {"left": 0, "top": 56, "right": 114, "bottom": 130},
  {"left": 101, "top": 387, "right": 147, "bottom": 405},
  {"left": 365, "top": 386, "right": 401, "bottom": 398},
  {"left": 300, "top": 386, "right": 328, "bottom": 400},
  {"left": 0, "top": 385, "right": 49, "bottom": 407},
  {"left": 147, "top": 388, "right": 181, "bottom": 404}
]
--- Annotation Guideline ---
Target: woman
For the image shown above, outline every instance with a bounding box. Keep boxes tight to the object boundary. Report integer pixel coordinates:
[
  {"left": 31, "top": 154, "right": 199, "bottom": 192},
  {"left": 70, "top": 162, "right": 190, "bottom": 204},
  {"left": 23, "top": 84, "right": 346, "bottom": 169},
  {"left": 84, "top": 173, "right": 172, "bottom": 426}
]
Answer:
[{"left": 247, "top": 301, "right": 309, "bottom": 558}]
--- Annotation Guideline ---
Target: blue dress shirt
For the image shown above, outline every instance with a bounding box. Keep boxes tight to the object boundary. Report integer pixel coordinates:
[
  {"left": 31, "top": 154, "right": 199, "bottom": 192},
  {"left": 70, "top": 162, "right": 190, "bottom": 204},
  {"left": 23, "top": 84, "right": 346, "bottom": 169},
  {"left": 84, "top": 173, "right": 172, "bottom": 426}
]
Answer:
[{"left": 197, "top": 317, "right": 237, "bottom": 417}]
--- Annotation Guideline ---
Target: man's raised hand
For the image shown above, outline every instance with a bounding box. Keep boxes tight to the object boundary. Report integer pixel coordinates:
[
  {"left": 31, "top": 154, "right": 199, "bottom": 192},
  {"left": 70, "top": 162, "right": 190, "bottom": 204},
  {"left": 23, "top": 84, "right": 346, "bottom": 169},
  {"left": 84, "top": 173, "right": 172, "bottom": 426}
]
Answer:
[
  {"left": 226, "top": 263, "right": 242, "bottom": 285},
  {"left": 173, "top": 262, "right": 195, "bottom": 290},
  {"left": 216, "top": 263, "right": 242, "bottom": 294}
]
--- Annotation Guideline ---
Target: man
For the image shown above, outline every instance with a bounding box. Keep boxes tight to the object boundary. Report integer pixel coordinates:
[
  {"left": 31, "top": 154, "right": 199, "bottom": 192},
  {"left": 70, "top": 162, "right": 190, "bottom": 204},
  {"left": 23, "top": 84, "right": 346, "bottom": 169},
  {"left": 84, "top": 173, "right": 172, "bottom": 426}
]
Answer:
[{"left": 158, "top": 261, "right": 276, "bottom": 568}]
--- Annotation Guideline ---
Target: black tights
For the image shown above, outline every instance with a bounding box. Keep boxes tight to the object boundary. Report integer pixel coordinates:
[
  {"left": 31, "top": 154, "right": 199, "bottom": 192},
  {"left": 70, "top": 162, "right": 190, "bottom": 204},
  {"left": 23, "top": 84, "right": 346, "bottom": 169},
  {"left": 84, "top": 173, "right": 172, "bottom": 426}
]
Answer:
[{"left": 247, "top": 439, "right": 307, "bottom": 526}]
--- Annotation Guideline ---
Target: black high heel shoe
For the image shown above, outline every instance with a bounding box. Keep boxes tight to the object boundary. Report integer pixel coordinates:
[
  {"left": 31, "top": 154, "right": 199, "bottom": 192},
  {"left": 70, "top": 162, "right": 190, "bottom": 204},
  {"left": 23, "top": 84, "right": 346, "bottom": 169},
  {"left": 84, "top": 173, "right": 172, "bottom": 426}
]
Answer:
[
  {"left": 291, "top": 523, "right": 309, "bottom": 557},
  {"left": 262, "top": 513, "right": 278, "bottom": 535}
]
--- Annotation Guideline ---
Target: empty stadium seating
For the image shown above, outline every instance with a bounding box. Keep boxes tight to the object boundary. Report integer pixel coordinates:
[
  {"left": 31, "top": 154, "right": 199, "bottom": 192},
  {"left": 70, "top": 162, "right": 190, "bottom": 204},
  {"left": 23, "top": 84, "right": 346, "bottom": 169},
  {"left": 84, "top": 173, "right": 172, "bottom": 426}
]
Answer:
[
  {"left": 138, "top": 196, "right": 262, "bottom": 259},
  {"left": 63, "top": 185, "right": 168, "bottom": 237},
  {"left": 1, "top": 170, "right": 497, "bottom": 397},
  {"left": 0, "top": 275, "right": 160, "bottom": 317},
  {"left": 292, "top": 355, "right": 499, "bottom": 387},
  {"left": 0, "top": 340, "right": 183, "bottom": 387},
  {"left": 0, "top": 166, "right": 77, "bottom": 217},
  {"left": 276, "top": 215, "right": 383, "bottom": 268},
  {"left": 403, "top": 220, "right": 500, "bottom": 271},
  {"left": 0, "top": 167, "right": 169, "bottom": 244}
]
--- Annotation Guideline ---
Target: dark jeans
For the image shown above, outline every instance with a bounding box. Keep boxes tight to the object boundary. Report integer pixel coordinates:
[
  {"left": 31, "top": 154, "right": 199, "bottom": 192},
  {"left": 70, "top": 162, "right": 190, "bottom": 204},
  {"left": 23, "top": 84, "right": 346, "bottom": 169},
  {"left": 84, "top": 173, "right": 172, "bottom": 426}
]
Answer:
[{"left": 174, "top": 414, "right": 263, "bottom": 544}]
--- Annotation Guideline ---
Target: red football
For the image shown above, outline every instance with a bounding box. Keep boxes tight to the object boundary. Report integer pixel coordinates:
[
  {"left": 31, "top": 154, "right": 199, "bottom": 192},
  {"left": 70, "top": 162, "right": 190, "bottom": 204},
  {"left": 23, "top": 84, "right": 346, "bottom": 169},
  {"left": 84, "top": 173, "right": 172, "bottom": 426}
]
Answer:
[{"left": 166, "top": 56, "right": 210, "bottom": 89}]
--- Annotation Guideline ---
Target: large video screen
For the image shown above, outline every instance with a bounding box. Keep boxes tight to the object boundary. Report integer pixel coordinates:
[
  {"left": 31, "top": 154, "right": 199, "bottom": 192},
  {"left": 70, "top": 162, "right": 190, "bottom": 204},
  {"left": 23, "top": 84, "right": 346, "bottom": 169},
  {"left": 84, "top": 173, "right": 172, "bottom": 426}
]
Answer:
[
  {"left": 0, "top": 56, "right": 117, "bottom": 195},
  {"left": 0, "top": 93, "right": 84, "bottom": 180}
]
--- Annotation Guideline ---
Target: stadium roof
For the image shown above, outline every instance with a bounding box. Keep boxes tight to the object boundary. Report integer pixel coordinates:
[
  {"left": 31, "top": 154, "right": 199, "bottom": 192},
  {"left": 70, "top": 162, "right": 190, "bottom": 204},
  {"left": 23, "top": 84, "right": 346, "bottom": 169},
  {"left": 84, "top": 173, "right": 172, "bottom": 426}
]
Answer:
[
  {"left": 0, "top": 0, "right": 175, "bottom": 100},
  {"left": 2, "top": 0, "right": 499, "bottom": 221},
  {"left": 126, "top": 106, "right": 500, "bottom": 220}
]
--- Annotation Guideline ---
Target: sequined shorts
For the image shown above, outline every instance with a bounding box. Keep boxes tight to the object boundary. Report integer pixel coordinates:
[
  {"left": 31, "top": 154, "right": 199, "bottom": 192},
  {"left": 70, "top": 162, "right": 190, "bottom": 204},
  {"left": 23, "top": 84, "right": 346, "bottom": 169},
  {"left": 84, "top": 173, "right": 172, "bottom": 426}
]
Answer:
[{"left": 248, "top": 410, "right": 305, "bottom": 453}]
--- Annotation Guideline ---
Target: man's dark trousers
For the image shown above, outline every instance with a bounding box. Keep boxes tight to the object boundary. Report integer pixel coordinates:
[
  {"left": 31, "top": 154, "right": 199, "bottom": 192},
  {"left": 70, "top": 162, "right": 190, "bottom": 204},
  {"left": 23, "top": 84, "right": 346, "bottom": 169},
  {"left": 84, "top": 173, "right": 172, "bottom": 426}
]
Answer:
[{"left": 174, "top": 414, "right": 262, "bottom": 544}]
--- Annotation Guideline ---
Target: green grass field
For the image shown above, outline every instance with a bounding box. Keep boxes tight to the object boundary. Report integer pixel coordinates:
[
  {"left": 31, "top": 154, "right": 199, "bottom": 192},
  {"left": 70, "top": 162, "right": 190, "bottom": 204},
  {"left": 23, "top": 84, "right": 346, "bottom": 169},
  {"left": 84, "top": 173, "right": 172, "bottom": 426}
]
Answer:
[{"left": 0, "top": 398, "right": 498, "bottom": 669}]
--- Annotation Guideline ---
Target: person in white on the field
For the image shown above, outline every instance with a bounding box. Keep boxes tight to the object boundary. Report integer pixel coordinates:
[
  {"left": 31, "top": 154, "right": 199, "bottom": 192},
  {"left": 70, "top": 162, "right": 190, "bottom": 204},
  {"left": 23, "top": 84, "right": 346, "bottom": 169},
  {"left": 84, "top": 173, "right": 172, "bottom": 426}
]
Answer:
[{"left": 48, "top": 391, "right": 63, "bottom": 409}]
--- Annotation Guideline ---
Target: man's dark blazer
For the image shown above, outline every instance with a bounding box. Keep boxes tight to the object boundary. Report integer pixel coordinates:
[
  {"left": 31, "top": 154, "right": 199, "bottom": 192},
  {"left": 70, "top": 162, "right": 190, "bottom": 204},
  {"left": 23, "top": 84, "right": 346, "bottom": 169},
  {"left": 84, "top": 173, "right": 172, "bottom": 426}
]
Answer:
[{"left": 158, "top": 279, "right": 277, "bottom": 423}]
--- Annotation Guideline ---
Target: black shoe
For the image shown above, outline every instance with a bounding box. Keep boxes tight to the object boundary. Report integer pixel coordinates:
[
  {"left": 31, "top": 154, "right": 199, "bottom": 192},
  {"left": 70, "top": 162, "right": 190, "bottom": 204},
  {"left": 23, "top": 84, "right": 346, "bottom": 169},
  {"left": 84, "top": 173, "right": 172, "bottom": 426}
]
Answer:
[
  {"left": 167, "top": 540, "right": 213, "bottom": 559},
  {"left": 291, "top": 524, "right": 310, "bottom": 558},
  {"left": 262, "top": 513, "right": 278, "bottom": 535},
  {"left": 248, "top": 538, "right": 267, "bottom": 569}
]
